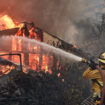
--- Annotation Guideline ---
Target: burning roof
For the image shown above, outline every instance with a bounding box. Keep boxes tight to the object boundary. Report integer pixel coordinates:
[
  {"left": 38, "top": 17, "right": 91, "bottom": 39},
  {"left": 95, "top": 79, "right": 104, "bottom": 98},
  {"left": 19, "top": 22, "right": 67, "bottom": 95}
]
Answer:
[{"left": 0, "top": 14, "right": 85, "bottom": 54}]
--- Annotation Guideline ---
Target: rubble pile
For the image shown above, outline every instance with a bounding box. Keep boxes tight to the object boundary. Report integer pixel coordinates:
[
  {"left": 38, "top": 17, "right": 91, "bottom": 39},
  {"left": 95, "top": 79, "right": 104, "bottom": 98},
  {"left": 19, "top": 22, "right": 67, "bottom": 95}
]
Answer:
[
  {"left": 0, "top": 69, "right": 65, "bottom": 105},
  {"left": 0, "top": 60, "right": 90, "bottom": 105}
]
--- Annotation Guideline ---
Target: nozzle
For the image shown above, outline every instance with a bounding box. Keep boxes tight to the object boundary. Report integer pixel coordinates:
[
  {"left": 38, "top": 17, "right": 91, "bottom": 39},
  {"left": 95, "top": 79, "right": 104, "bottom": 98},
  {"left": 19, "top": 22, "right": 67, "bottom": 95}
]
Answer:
[{"left": 81, "top": 58, "right": 87, "bottom": 63}]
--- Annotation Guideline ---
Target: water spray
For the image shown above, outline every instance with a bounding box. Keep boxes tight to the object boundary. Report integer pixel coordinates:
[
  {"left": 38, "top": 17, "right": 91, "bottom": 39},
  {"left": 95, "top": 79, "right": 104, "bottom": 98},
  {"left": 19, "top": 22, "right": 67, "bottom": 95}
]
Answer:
[{"left": 0, "top": 36, "right": 83, "bottom": 62}]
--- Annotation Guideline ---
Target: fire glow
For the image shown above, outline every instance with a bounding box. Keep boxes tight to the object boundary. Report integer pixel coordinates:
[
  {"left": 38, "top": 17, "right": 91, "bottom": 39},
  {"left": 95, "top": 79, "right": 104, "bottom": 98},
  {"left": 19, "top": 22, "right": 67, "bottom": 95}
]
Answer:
[
  {"left": 0, "top": 15, "right": 16, "bottom": 29},
  {"left": 0, "top": 14, "right": 56, "bottom": 74}
]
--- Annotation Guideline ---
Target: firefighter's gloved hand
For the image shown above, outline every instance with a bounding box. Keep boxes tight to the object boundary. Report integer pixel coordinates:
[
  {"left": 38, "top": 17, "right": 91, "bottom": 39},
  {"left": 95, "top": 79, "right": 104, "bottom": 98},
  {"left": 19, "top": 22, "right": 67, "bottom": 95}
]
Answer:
[{"left": 88, "top": 60, "right": 98, "bottom": 70}]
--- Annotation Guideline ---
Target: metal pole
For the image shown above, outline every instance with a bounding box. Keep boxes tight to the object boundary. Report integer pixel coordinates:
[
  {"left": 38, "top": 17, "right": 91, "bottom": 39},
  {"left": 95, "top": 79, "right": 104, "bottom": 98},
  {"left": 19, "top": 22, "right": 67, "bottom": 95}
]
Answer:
[{"left": 0, "top": 53, "right": 22, "bottom": 71}]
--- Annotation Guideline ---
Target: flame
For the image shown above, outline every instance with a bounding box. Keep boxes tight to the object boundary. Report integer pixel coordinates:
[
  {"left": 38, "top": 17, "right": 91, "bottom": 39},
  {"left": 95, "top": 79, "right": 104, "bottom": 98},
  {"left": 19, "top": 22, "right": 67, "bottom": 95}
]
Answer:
[
  {"left": 29, "top": 54, "right": 40, "bottom": 70},
  {"left": 62, "top": 78, "right": 65, "bottom": 82},
  {"left": 73, "top": 44, "right": 78, "bottom": 49},
  {"left": 41, "top": 55, "right": 49, "bottom": 72},
  {"left": 0, "top": 14, "right": 61, "bottom": 76},
  {"left": 0, "top": 65, "right": 15, "bottom": 76},
  {"left": 0, "top": 15, "right": 16, "bottom": 29},
  {"left": 29, "top": 27, "right": 37, "bottom": 39},
  {"left": 57, "top": 73, "right": 61, "bottom": 77}
]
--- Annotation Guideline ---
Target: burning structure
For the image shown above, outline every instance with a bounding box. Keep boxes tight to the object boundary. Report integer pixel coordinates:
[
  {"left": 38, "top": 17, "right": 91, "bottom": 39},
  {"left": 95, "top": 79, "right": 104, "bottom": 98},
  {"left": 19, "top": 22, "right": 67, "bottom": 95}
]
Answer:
[
  {"left": 0, "top": 14, "right": 85, "bottom": 74},
  {"left": 0, "top": 14, "right": 91, "bottom": 105}
]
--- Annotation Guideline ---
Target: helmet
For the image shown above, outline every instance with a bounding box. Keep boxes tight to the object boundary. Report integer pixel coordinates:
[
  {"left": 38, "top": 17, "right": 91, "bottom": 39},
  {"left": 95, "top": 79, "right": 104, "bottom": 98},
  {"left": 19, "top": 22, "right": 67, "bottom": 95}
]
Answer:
[{"left": 98, "top": 52, "right": 105, "bottom": 64}]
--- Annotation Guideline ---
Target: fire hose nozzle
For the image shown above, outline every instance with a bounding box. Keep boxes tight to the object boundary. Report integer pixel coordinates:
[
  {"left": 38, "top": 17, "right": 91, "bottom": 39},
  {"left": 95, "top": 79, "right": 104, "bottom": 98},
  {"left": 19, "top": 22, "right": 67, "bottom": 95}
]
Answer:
[
  {"left": 81, "top": 57, "right": 98, "bottom": 70},
  {"left": 81, "top": 58, "right": 87, "bottom": 63}
]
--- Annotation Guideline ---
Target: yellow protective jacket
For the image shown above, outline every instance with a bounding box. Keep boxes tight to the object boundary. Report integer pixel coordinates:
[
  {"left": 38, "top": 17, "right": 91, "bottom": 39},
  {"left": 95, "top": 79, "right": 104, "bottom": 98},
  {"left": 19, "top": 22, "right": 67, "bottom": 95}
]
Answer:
[{"left": 83, "top": 67, "right": 105, "bottom": 98}]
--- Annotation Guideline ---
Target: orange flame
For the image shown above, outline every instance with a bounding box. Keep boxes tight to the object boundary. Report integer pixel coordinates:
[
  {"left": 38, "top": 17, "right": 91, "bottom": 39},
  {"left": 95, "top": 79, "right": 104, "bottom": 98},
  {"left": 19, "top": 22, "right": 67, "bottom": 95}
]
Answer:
[
  {"left": 0, "top": 14, "right": 60, "bottom": 75},
  {"left": 0, "top": 65, "right": 15, "bottom": 76},
  {"left": 73, "top": 44, "right": 78, "bottom": 49},
  {"left": 0, "top": 15, "right": 16, "bottom": 29}
]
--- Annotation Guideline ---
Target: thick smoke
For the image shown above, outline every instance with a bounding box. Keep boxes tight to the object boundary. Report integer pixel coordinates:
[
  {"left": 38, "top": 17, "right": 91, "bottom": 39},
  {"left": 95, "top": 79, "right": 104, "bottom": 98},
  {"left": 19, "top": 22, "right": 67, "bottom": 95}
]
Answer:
[
  {"left": 0, "top": 0, "right": 104, "bottom": 30},
  {"left": 0, "top": 0, "right": 105, "bottom": 56}
]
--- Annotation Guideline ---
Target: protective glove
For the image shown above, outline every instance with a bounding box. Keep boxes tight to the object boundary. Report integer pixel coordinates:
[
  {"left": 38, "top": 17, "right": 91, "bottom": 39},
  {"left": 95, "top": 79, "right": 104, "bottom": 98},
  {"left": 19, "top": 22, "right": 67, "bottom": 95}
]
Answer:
[{"left": 87, "top": 60, "right": 98, "bottom": 70}]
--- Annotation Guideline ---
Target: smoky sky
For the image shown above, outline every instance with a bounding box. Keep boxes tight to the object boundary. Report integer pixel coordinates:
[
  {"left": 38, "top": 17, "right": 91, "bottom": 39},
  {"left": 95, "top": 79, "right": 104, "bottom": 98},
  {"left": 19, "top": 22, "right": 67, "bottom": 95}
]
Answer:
[{"left": 0, "top": 0, "right": 105, "bottom": 48}]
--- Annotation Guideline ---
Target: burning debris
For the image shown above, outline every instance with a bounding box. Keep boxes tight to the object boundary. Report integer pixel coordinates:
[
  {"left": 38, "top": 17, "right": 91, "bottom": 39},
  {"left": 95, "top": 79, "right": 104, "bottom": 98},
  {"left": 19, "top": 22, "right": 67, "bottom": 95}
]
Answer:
[{"left": 0, "top": 53, "right": 22, "bottom": 76}]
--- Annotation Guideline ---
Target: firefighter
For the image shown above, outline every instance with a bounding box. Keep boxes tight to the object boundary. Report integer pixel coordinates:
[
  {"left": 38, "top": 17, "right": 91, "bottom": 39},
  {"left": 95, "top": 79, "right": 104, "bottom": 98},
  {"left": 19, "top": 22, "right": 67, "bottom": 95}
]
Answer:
[{"left": 83, "top": 52, "right": 105, "bottom": 105}]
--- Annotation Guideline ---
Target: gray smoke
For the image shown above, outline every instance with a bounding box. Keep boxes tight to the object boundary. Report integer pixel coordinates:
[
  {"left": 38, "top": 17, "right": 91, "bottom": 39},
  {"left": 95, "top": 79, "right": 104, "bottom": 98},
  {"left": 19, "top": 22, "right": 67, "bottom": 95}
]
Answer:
[{"left": 0, "top": 0, "right": 105, "bottom": 55}]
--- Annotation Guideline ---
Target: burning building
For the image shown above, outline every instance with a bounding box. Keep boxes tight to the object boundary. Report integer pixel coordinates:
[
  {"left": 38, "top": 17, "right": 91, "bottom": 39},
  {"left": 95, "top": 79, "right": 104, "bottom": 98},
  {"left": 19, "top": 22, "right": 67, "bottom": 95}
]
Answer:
[
  {"left": 0, "top": 14, "right": 93, "bottom": 105},
  {"left": 0, "top": 14, "right": 85, "bottom": 75}
]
